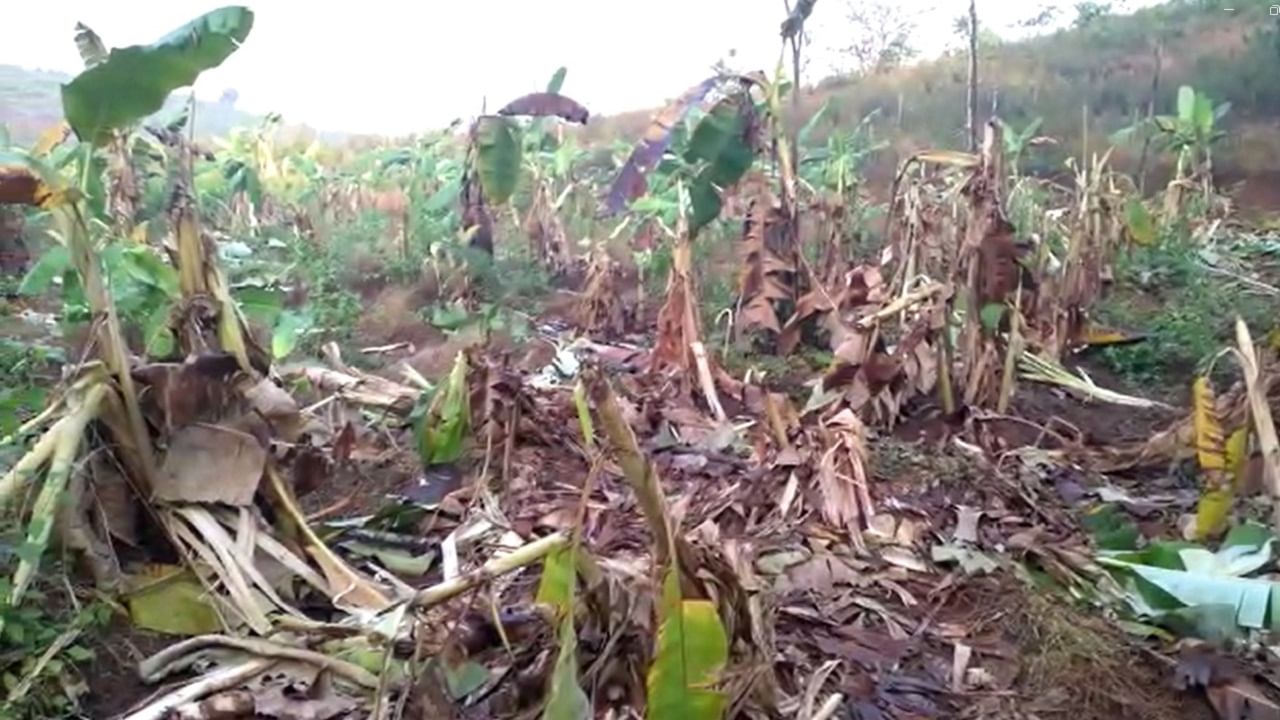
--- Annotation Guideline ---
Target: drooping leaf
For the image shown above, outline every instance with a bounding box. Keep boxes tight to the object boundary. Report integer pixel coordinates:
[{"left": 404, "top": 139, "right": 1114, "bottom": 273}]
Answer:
[
  {"left": 547, "top": 66, "right": 568, "bottom": 94},
  {"left": 543, "top": 614, "right": 590, "bottom": 720},
  {"left": 474, "top": 116, "right": 521, "bottom": 205},
  {"left": 498, "top": 93, "right": 590, "bottom": 124},
  {"left": 31, "top": 123, "right": 71, "bottom": 157},
  {"left": 61, "top": 6, "right": 255, "bottom": 146},
  {"left": 415, "top": 352, "right": 471, "bottom": 465},
  {"left": 685, "top": 95, "right": 756, "bottom": 235},
  {"left": 1193, "top": 377, "right": 1226, "bottom": 472},
  {"left": 0, "top": 152, "right": 61, "bottom": 207},
  {"left": 685, "top": 97, "right": 745, "bottom": 165},
  {"left": 540, "top": 543, "right": 589, "bottom": 720},
  {"left": 646, "top": 568, "right": 728, "bottom": 720},
  {"left": 604, "top": 76, "right": 721, "bottom": 215},
  {"left": 73, "top": 22, "right": 108, "bottom": 68},
  {"left": 1194, "top": 488, "right": 1233, "bottom": 541},
  {"left": 688, "top": 171, "right": 723, "bottom": 237}
]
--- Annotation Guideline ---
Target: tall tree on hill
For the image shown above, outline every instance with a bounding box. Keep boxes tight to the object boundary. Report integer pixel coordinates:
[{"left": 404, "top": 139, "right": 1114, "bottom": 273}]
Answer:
[{"left": 834, "top": 0, "right": 921, "bottom": 75}]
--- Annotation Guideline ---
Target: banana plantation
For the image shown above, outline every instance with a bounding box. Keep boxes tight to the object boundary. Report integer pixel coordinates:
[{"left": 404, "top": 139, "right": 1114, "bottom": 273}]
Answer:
[{"left": 3, "top": 5, "right": 1280, "bottom": 720}]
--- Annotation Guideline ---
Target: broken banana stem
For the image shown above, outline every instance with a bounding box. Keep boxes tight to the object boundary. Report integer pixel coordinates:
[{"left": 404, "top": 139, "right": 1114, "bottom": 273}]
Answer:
[
  {"left": 124, "top": 658, "right": 276, "bottom": 720},
  {"left": 856, "top": 282, "right": 945, "bottom": 329},
  {"left": 587, "top": 372, "right": 675, "bottom": 566},
  {"left": 411, "top": 532, "right": 568, "bottom": 609},
  {"left": 139, "top": 634, "right": 379, "bottom": 688}
]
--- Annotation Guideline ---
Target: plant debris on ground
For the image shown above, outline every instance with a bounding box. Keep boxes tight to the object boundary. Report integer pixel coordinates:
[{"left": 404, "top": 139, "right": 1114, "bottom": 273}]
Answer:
[{"left": 2, "top": 5, "right": 1280, "bottom": 720}]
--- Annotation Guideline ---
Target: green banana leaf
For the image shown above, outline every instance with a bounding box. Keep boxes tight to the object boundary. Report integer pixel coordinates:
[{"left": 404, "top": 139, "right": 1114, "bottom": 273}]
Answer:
[
  {"left": 646, "top": 568, "right": 728, "bottom": 720},
  {"left": 474, "top": 116, "right": 521, "bottom": 205},
  {"left": 61, "top": 6, "right": 254, "bottom": 145}
]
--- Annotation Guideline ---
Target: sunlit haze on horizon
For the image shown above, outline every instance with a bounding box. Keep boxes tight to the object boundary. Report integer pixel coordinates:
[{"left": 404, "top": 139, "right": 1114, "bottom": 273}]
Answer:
[{"left": 4, "top": 0, "right": 1166, "bottom": 135}]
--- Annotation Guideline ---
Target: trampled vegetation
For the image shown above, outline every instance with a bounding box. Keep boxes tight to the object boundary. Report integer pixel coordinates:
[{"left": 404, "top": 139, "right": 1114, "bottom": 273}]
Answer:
[{"left": 1, "top": 3, "right": 1279, "bottom": 719}]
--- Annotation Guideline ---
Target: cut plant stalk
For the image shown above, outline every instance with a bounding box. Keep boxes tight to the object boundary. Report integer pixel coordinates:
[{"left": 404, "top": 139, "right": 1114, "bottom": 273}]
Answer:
[
  {"left": 411, "top": 532, "right": 568, "bottom": 609},
  {"left": 1018, "top": 352, "right": 1173, "bottom": 410},
  {"left": 2, "top": 377, "right": 108, "bottom": 627},
  {"left": 1234, "top": 319, "right": 1280, "bottom": 533}
]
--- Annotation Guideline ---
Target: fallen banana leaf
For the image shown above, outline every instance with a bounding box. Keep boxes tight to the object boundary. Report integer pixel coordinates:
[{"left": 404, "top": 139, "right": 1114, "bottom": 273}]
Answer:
[
  {"left": 126, "top": 565, "right": 224, "bottom": 636},
  {"left": 154, "top": 424, "right": 267, "bottom": 505}
]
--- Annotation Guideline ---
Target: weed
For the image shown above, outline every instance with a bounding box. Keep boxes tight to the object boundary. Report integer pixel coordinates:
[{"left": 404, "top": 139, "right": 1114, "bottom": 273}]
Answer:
[
  {"left": 0, "top": 572, "right": 112, "bottom": 719},
  {"left": 1094, "top": 230, "right": 1274, "bottom": 385}
]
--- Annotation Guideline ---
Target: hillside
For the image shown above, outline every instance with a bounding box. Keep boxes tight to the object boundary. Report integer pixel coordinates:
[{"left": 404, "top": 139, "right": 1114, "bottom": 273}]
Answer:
[
  {"left": 584, "top": 0, "right": 1280, "bottom": 201},
  {"left": 0, "top": 63, "right": 262, "bottom": 143}
]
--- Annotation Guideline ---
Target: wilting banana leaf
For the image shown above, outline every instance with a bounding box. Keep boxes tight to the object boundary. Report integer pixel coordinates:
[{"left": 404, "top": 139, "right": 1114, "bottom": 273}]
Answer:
[
  {"left": 647, "top": 568, "right": 728, "bottom": 720},
  {"left": 498, "top": 93, "right": 590, "bottom": 124},
  {"left": 413, "top": 352, "right": 471, "bottom": 465},
  {"left": 73, "top": 22, "right": 108, "bottom": 68},
  {"left": 474, "top": 116, "right": 522, "bottom": 205},
  {"left": 126, "top": 566, "right": 223, "bottom": 636},
  {"left": 604, "top": 76, "right": 722, "bottom": 215},
  {"left": 0, "top": 151, "right": 61, "bottom": 207},
  {"left": 1192, "top": 377, "right": 1233, "bottom": 539},
  {"left": 61, "top": 6, "right": 254, "bottom": 146}
]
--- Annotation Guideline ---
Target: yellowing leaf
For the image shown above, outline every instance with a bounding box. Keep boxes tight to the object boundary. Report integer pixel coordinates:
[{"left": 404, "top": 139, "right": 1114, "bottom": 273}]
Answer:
[
  {"left": 126, "top": 566, "right": 223, "bottom": 636},
  {"left": 646, "top": 569, "right": 728, "bottom": 720},
  {"left": 1193, "top": 377, "right": 1226, "bottom": 472},
  {"left": 912, "top": 150, "right": 979, "bottom": 168},
  {"left": 1193, "top": 487, "right": 1233, "bottom": 541},
  {"left": 1078, "top": 323, "right": 1145, "bottom": 348},
  {"left": 31, "top": 122, "right": 71, "bottom": 157},
  {"left": 1227, "top": 427, "right": 1250, "bottom": 492}
]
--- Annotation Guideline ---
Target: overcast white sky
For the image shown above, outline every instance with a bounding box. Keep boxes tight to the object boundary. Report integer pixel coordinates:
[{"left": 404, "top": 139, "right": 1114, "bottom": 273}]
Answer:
[{"left": 4, "top": 0, "right": 1167, "bottom": 135}]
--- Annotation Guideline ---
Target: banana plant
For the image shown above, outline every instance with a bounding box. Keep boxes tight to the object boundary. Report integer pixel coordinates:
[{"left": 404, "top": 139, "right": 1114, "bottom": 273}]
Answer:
[
  {"left": 1113, "top": 85, "right": 1230, "bottom": 189},
  {"left": 798, "top": 105, "right": 886, "bottom": 199}
]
